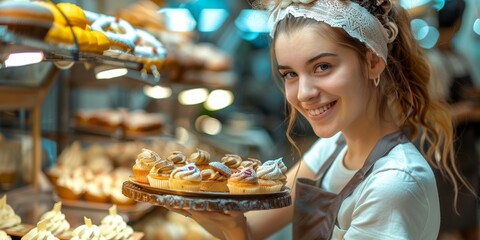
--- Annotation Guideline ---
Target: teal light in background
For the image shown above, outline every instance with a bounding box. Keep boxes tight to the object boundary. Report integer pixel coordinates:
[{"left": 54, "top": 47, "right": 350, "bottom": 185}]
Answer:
[
  {"left": 198, "top": 8, "right": 229, "bottom": 32},
  {"left": 432, "top": 0, "right": 445, "bottom": 11},
  {"left": 474, "top": 18, "right": 480, "bottom": 36},
  {"left": 235, "top": 9, "right": 269, "bottom": 34},
  {"left": 157, "top": 8, "right": 196, "bottom": 32},
  {"left": 411, "top": 18, "right": 429, "bottom": 40},
  {"left": 411, "top": 18, "right": 439, "bottom": 49}
]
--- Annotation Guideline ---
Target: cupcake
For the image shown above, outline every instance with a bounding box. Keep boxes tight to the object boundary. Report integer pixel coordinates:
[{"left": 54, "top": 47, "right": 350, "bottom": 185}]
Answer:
[
  {"left": 0, "top": 230, "right": 11, "bottom": 240},
  {"left": 166, "top": 151, "right": 186, "bottom": 168},
  {"left": 147, "top": 160, "right": 175, "bottom": 189},
  {"left": 132, "top": 148, "right": 161, "bottom": 184},
  {"left": 221, "top": 154, "right": 243, "bottom": 173},
  {"left": 99, "top": 205, "right": 134, "bottom": 240},
  {"left": 21, "top": 219, "right": 59, "bottom": 240},
  {"left": 200, "top": 162, "right": 231, "bottom": 192},
  {"left": 169, "top": 163, "right": 202, "bottom": 191},
  {"left": 227, "top": 168, "right": 259, "bottom": 194},
  {"left": 0, "top": 195, "right": 21, "bottom": 229},
  {"left": 71, "top": 217, "right": 105, "bottom": 240},
  {"left": 39, "top": 202, "right": 71, "bottom": 237},
  {"left": 256, "top": 162, "right": 284, "bottom": 193},
  {"left": 239, "top": 158, "right": 262, "bottom": 171},
  {"left": 186, "top": 149, "right": 210, "bottom": 171},
  {"left": 263, "top": 158, "right": 288, "bottom": 186},
  {"left": 110, "top": 178, "right": 135, "bottom": 206}
]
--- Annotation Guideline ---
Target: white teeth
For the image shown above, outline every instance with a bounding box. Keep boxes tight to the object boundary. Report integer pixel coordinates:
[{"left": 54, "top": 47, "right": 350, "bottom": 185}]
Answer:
[{"left": 307, "top": 102, "right": 333, "bottom": 116}]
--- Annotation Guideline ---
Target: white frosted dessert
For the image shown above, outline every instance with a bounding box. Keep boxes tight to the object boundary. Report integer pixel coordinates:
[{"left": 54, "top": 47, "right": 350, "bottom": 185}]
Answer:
[
  {"left": 21, "top": 219, "right": 59, "bottom": 240},
  {"left": 100, "top": 205, "right": 134, "bottom": 240},
  {"left": 0, "top": 230, "right": 11, "bottom": 240},
  {"left": 39, "top": 202, "right": 70, "bottom": 236},
  {"left": 0, "top": 195, "right": 21, "bottom": 229},
  {"left": 71, "top": 217, "right": 105, "bottom": 240}
]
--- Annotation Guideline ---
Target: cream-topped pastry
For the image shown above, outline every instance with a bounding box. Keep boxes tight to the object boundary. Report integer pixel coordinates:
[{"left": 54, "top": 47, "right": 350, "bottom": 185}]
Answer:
[
  {"left": 239, "top": 158, "right": 262, "bottom": 171},
  {"left": 132, "top": 148, "right": 161, "bottom": 184},
  {"left": 147, "top": 159, "right": 175, "bottom": 189},
  {"left": 227, "top": 168, "right": 259, "bottom": 194},
  {"left": 21, "top": 219, "right": 59, "bottom": 240},
  {"left": 0, "top": 230, "right": 11, "bottom": 240},
  {"left": 186, "top": 149, "right": 210, "bottom": 171},
  {"left": 39, "top": 202, "right": 70, "bottom": 236},
  {"left": 71, "top": 217, "right": 105, "bottom": 240},
  {"left": 0, "top": 195, "right": 21, "bottom": 229},
  {"left": 256, "top": 163, "right": 284, "bottom": 193},
  {"left": 263, "top": 158, "right": 288, "bottom": 184},
  {"left": 55, "top": 169, "right": 85, "bottom": 200},
  {"left": 200, "top": 162, "right": 231, "bottom": 192},
  {"left": 169, "top": 163, "right": 202, "bottom": 191},
  {"left": 166, "top": 151, "right": 186, "bottom": 168},
  {"left": 99, "top": 205, "right": 133, "bottom": 240},
  {"left": 221, "top": 154, "right": 243, "bottom": 172}
]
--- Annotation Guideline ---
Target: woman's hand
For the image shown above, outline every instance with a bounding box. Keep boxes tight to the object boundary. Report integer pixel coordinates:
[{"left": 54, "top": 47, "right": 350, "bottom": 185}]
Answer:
[{"left": 165, "top": 208, "right": 251, "bottom": 240}]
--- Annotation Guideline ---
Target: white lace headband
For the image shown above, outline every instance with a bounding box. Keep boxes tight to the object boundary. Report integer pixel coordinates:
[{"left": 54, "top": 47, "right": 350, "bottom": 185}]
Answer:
[{"left": 268, "top": 0, "right": 394, "bottom": 63}]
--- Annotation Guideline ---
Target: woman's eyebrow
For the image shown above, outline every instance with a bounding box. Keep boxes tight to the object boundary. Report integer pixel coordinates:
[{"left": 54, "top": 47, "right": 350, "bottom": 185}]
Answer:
[{"left": 277, "top": 52, "right": 338, "bottom": 70}]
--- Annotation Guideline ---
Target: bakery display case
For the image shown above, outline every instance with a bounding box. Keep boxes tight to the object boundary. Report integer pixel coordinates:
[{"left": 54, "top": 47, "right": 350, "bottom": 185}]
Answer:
[{"left": 0, "top": 1, "right": 280, "bottom": 239}]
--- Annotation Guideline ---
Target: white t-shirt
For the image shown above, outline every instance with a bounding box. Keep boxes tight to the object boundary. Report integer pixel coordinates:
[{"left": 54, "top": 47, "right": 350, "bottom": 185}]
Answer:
[{"left": 303, "top": 133, "right": 440, "bottom": 240}]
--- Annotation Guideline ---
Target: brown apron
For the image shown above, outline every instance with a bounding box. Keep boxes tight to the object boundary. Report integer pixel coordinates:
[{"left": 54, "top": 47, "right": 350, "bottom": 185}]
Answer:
[{"left": 292, "top": 131, "right": 408, "bottom": 240}]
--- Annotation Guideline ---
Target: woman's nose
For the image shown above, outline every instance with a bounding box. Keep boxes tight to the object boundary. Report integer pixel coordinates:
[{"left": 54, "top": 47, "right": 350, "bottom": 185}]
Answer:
[{"left": 297, "top": 76, "right": 318, "bottom": 101}]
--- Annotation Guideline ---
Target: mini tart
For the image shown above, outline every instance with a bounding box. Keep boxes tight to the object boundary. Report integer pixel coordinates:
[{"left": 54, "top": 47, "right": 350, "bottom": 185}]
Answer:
[{"left": 169, "top": 163, "right": 201, "bottom": 191}]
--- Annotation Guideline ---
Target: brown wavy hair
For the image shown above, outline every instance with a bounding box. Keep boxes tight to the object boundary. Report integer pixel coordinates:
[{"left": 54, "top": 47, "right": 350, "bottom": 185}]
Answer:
[{"left": 254, "top": 0, "right": 475, "bottom": 206}]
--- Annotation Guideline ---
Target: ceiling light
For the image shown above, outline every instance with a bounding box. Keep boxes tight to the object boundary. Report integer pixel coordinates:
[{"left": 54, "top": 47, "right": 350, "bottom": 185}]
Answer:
[{"left": 4, "top": 52, "right": 44, "bottom": 67}]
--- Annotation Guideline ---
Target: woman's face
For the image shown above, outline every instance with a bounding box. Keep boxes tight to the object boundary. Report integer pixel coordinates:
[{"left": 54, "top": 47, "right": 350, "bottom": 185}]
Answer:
[{"left": 275, "top": 25, "right": 375, "bottom": 138}]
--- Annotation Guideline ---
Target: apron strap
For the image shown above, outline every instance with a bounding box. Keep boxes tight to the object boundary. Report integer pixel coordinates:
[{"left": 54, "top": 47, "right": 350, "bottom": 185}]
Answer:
[
  {"left": 325, "top": 131, "right": 409, "bottom": 239},
  {"left": 315, "top": 136, "right": 346, "bottom": 187}
]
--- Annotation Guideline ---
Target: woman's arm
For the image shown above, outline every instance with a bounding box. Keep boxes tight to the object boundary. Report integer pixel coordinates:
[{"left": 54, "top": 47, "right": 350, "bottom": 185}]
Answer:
[{"left": 245, "top": 160, "right": 315, "bottom": 240}]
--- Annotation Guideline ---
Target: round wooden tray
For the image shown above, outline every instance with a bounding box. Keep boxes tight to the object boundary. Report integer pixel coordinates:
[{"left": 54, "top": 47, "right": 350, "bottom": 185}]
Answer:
[{"left": 122, "top": 181, "right": 291, "bottom": 212}]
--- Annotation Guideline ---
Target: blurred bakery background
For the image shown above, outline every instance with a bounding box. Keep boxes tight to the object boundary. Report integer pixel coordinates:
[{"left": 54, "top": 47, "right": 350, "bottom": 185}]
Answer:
[{"left": 0, "top": 0, "right": 479, "bottom": 239}]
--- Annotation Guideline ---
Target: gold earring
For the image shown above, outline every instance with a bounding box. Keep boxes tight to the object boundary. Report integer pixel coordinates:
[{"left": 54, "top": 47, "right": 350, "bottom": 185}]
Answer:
[{"left": 374, "top": 76, "right": 380, "bottom": 87}]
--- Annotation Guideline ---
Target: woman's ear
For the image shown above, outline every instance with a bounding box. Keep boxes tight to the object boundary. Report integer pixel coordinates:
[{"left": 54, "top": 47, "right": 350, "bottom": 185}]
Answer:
[{"left": 367, "top": 51, "right": 386, "bottom": 79}]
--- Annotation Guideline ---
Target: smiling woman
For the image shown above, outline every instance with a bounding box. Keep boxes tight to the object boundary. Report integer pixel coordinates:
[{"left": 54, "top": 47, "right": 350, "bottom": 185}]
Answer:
[{"left": 171, "top": 0, "right": 476, "bottom": 239}]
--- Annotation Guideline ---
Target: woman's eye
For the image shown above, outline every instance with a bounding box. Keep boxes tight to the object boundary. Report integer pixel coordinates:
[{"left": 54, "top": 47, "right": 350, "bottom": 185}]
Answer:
[
  {"left": 281, "top": 71, "right": 297, "bottom": 79},
  {"left": 315, "top": 64, "right": 330, "bottom": 72}
]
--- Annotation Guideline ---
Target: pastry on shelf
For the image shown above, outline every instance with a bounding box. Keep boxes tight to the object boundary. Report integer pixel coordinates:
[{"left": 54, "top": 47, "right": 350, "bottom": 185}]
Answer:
[
  {"left": 0, "top": 195, "right": 21, "bottom": 229},
  {"left": 55, "top": 169, "right": 86, "bottom": 201},
  {"left": 55, "top": 3, "right": 89, "bottom": 29},
  {"left": 21, "top": 219, "right": 58, "bottom": 240},
  {"left": 99, "top": 205, "right": 134, "bottom": 240},
  {"left": 84, "top": 174, "right": 111, "bottom": 203},
  {"left": 38, "top": 202, "right": 71, "bottom": 237},
  {"left": 90, "top": 16, "right": 138, "bottom": 55},
  {"left": 0, "top": 230, "right": 11, "bottom": 240},
  {"left": 0, "top": 1, "right": 54, "bottom": 40}
]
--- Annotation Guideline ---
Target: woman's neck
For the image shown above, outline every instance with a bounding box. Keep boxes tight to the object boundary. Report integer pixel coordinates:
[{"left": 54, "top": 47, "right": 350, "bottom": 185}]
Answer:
[{"left": 342, "top": 117, "right": 399, "bottom": 170}]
